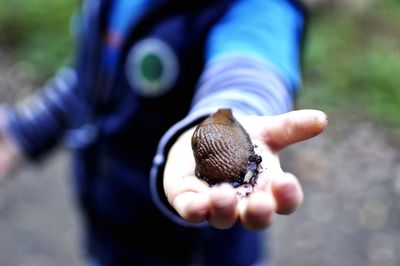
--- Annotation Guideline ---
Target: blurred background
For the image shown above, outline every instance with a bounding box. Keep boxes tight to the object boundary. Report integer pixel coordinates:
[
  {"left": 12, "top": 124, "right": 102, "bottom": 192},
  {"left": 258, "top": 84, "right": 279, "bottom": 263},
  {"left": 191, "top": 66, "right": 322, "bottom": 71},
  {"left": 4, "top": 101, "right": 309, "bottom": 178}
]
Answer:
[{"left": 0, "top": 0, "right": 399, "bottom": 265}]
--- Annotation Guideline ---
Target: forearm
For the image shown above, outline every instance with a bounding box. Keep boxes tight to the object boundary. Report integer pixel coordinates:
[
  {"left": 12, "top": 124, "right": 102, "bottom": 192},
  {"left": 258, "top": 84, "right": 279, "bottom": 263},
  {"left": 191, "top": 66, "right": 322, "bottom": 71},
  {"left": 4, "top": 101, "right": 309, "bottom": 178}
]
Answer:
[
  {"left": 191, "top": 56, "right": 293, "bottom": 117},
  {"left": 182, "top": 0, "right": 305, "bottom": 119},
  {"left": 150, "top": 57, "right": 293, "bottom": 226},
  {"left": 205, "top": 0, "right": 306, "bottom": 94},
  {"left": 4, "top": 67, "right": 79, "bottom": 159},
  {"left": 150, "top": 0, "right": 306, "bottom": 225}
]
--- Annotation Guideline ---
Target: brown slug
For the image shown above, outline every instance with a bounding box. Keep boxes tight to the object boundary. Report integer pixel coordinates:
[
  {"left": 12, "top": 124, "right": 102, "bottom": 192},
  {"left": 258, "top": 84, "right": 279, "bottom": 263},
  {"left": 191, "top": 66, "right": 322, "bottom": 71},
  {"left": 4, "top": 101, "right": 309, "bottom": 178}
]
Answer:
[{"left": 191, "top": 108, "right": 262, "bottom": 188}]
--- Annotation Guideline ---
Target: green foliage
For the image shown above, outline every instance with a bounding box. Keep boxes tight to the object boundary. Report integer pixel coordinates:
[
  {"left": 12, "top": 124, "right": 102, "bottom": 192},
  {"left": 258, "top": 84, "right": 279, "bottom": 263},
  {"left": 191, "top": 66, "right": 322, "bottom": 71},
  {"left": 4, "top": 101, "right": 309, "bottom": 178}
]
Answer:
[
  {"left": 0, "top": 0, "right": 79, "bottom": 81},
  {"left": 0, "top": 1, "right": 399, "bottom": 133},
  {"left": 300, "top": 3, "right": 400, "bottom": 134}
]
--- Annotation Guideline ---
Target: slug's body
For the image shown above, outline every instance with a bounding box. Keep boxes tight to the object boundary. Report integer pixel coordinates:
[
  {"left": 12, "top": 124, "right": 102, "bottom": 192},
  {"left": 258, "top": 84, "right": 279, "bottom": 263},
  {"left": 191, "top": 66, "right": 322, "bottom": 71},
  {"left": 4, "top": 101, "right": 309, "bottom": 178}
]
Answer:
[{"left": 191, "top": 109, "right": 262, "bottom": 187}]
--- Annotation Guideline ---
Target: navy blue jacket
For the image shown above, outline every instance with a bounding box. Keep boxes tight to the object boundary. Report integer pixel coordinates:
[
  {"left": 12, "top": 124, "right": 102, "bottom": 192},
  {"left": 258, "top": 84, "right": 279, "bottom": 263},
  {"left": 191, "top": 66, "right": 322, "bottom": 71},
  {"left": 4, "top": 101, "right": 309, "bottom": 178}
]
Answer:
[{"left": 4, "top": 0, "right": 306, "bottom": 265}]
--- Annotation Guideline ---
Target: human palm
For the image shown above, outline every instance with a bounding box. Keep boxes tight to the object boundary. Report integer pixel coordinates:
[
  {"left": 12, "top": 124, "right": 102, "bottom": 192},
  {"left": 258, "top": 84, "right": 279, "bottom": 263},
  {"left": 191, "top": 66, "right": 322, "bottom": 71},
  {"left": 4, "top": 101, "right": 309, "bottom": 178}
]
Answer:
[{"left": 163, "top": 109, "right": 328, "bottom": 231}]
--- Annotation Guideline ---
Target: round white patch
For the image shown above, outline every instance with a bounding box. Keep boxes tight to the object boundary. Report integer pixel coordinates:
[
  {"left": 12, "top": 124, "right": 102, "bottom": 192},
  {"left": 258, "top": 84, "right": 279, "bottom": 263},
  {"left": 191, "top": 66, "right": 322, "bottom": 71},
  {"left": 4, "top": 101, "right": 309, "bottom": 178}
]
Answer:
[{"left": 125, "top": 38, "right": 179, "bottom": 97}]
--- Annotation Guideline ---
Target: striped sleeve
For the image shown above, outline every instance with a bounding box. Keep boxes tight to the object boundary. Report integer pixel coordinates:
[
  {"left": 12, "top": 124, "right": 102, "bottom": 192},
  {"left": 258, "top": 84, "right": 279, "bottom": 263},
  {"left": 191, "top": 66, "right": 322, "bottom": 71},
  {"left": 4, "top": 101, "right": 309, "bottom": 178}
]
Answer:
[
  {"left": 150, "top": 0, "right": 306, "bottom": 225},
  {"left": 4, "top": 67, "right": 81, "bottom": 159}
]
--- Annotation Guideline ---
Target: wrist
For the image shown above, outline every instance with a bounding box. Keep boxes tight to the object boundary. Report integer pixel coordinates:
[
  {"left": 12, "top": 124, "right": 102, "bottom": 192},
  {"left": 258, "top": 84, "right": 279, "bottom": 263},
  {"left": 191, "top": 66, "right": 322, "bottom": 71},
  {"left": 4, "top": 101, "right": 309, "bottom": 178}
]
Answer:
[{"left": 0, "top": 105, "right": 25, "bottom": 168}]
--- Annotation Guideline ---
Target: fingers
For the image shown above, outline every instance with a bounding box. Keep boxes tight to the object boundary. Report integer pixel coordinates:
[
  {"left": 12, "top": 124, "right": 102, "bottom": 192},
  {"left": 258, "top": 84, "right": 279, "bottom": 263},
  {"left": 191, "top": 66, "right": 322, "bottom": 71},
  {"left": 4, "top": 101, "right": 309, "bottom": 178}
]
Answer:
[
  {"left": 272, "top": 172, "right": 303, "bottom": 214},
  {"left": 168, "top": 171, "right": 304, "bottom": 228},
  {"left": 171, "top": 181, "right": 239, "bottom": 228},
  {"left": 173, "top": 191, "right": 210, "bottom": 223},
  {"left": 238, "top": 191, "right": 275, "bottom": 232},
  {"left": 263, "top": 109, "right": 328, "bottom": 151},
  {"left": 208, "top": 184, "right": 238, "bottom": 229},
  {"left": 238, "top": 171, "right": 304, "bottom": 231},
  {"left": 170, "top": 173, "right": 303, "bottom": 230},
  {"left": 165, "top": 175, "right": 210, "bottom": 223}
]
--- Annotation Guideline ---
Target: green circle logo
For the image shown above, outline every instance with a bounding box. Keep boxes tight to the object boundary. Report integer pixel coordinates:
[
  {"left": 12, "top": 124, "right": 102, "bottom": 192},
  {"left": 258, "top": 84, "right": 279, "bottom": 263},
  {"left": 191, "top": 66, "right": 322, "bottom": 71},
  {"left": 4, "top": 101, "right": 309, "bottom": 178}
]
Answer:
[
  {"left": 126, "top": 38, "right": 179, "bottom": 97},
  {"left": 141, "top": 53, "right": 163, "bottom": 82}
]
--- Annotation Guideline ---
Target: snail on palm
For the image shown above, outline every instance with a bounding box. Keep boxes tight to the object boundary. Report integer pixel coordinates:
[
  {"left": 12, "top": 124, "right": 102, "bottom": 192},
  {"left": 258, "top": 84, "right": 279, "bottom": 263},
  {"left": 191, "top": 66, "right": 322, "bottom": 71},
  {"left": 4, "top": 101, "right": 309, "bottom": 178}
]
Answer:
[{"left": 191, "top": 109, "right": 262, "bottom": 195}]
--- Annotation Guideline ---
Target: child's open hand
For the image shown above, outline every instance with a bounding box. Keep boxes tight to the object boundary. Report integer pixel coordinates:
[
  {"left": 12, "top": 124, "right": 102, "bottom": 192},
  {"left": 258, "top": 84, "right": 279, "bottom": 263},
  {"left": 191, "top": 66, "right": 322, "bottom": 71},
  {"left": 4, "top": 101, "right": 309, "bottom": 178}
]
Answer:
[
  {"left": 163, "top": 109, "right": 328, "bottom": 231},
  {"left": 0, "top": 107, "right": 22, "bottom": 182}
]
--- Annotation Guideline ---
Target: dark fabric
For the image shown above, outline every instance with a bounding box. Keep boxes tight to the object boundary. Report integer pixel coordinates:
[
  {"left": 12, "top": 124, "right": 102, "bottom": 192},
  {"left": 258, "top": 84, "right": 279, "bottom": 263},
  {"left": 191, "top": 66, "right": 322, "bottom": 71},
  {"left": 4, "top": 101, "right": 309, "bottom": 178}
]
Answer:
[
  {"left": 6, "top": 0, "right": 306, "bottom": 264},
  {"left": 69, "top": 1, "right": 263, "bottom": 265}
]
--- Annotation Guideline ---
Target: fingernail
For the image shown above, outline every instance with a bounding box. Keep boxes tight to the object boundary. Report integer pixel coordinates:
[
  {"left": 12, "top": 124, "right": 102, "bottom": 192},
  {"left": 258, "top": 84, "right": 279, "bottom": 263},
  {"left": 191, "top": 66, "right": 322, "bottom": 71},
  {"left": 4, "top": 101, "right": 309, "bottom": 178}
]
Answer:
[{"left": 316, "top": 111, "right": 328, "bottom": 130}]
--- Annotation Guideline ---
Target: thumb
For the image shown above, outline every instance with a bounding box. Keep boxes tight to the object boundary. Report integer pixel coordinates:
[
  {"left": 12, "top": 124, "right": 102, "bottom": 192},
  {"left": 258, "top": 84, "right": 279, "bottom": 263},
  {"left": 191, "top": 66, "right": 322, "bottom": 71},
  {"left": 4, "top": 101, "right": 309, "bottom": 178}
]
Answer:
[{"left": 262, "top": 109, "right": 328, "bottom": 151}]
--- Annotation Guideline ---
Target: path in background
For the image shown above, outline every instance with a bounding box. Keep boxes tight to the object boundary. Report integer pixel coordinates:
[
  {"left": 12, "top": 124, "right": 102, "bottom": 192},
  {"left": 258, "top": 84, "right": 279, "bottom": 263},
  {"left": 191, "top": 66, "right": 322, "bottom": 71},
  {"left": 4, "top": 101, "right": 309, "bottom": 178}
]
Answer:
[
  {"left": 272, "top": 120, "right": 400, "bottom": 266},
  {"left": 0, "top": 51, "right": 399, "bottom": 266},
  {"left": 0, "top": 52, "right": 84, "bottom": 266}
]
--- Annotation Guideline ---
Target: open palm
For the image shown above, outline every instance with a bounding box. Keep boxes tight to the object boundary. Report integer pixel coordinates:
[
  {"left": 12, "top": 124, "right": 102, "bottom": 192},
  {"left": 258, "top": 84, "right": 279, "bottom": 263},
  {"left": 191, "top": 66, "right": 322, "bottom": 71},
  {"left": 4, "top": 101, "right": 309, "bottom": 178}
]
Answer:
[{"left": 163, "top": 109, "right": 328, "bottom": 231}]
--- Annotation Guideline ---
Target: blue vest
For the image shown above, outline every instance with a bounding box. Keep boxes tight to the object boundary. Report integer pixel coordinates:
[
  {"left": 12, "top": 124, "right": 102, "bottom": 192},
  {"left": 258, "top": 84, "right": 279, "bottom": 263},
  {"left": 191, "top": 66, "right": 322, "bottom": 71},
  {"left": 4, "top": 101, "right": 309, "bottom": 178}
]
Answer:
[
  {"left": 72, "top": 1, "right": 265, "bottom": 265},
  {"left": 5, "top": 0, "right": 305, "bottom": 264}
]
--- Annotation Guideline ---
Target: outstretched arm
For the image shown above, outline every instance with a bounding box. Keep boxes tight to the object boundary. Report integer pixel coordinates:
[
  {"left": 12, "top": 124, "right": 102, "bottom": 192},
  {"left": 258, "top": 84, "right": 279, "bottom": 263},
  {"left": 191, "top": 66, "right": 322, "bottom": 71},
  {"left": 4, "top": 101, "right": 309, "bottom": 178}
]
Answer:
[
  {"left": 150, "top": 0, "right": 309, "bottom": 228},
  {"left": 0, "top": 66, "right": 85, "bottom": 182},
  {"left": 163, "top": 109, "right": 327, "bottom": 231},
  {"left": 2, "top": 66, "right": 91, "bottom": 161}
]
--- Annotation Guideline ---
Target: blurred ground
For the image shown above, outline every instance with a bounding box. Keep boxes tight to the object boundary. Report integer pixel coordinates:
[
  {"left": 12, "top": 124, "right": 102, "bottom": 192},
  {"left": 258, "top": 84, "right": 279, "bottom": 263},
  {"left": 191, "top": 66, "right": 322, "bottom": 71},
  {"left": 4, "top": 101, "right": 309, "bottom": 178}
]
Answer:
[
  {"left": 273, "top": 122, "right": 400, "bottom": 266},
  {"left": 1, "top": 41, "right": 400, "bottom": 266},
  {"left": 0, "top": 51, "right": 84, "bottom": 266}
]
